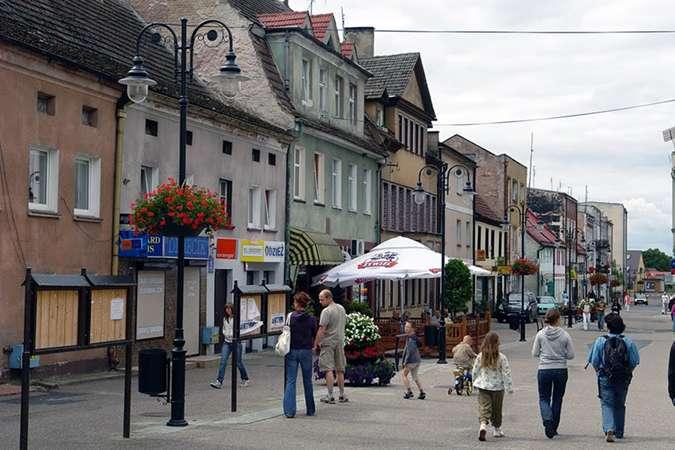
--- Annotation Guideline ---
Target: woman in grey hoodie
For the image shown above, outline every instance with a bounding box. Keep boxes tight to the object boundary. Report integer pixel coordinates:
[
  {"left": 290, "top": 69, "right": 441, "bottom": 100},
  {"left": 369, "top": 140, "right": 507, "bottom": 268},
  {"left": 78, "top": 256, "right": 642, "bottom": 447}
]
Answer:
[{"left": 532, "top": 308, "right": 575, "bottom": 439}]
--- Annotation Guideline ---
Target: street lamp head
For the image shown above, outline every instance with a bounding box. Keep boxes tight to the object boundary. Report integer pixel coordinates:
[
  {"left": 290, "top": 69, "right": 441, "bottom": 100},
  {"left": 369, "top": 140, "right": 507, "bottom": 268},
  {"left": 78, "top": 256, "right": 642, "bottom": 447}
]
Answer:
[
  {"left": 501, "top": 214, "right": 510, "bottom": 231},
  {"left": 119, "top": 56, "right": 157, "bottom": 104},
  {"left": 413, "top": 182, "right": 426, "bottom": 205},
  {"left": 214, "top": 51, "right": 248, "bottom": 98}
]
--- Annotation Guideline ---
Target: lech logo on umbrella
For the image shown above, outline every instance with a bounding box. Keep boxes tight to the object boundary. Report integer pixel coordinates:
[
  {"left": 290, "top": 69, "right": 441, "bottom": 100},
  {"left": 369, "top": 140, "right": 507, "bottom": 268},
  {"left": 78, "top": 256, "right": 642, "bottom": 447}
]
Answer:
[{"left": 357, "top": 251, "right": 399, "bottom": 269}]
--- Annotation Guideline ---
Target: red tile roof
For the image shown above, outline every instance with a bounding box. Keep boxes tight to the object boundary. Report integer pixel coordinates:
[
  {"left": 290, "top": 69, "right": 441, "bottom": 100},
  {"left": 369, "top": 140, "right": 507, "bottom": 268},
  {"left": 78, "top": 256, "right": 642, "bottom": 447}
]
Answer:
[
  {"left": 310, "top": 13, "right": 333, "bottom": 41},
  {"left": 258, "top": 11, "right": 309, "bottom": 29},
  {"left": 474, "top": 195, "right": 502, "bottom": 223},
  {"left": 527, "top": 210, "right": 559, "bottom": 246},
  {"left": 340, "top": 41, "right": 354, "bottom": 58}
]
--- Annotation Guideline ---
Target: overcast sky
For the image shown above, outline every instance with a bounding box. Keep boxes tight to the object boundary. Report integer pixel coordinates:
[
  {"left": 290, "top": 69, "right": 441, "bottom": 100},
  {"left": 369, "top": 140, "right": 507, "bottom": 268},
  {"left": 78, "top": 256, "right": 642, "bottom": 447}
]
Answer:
[{"left": 290, "top": 0, "right": 675, "bottom": 254}]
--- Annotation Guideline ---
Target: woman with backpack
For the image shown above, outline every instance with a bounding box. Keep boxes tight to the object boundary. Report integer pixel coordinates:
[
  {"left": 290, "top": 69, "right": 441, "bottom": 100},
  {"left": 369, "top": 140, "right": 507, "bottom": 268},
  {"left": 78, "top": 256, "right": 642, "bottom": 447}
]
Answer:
[
  {"left": 532, "top": 309, "right": 575, "bottom": 438},
  {"left": 587, "top": 313, "right": 640, "bottom": 442}
]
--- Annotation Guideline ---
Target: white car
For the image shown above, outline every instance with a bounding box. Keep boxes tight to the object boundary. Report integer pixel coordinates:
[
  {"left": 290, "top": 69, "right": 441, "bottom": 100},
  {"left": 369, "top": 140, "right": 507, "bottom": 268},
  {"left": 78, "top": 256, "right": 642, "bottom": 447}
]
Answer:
[{"left": 634, "top": 294, "right": 648, "bottom": 305}]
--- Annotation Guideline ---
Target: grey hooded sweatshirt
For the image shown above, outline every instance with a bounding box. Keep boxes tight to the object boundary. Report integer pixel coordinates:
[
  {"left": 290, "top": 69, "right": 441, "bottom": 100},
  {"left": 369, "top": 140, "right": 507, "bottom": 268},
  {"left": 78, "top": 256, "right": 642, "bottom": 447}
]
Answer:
[{"left": 531, "top": 326, "right": 575, "bottom": 370}]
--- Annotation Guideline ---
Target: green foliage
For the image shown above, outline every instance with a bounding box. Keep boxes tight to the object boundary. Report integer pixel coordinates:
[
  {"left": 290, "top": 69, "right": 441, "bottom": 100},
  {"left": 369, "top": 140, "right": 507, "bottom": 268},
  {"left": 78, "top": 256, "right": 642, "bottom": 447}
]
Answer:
[
  {"left": 642, "top": 248, "right": 671, "bottom": 271},
  {"left": 443, "top": 259, "right": 472, "bottom": 319},
  {"left": 345, "top": 301, "right": 373, "bottom": 317}
]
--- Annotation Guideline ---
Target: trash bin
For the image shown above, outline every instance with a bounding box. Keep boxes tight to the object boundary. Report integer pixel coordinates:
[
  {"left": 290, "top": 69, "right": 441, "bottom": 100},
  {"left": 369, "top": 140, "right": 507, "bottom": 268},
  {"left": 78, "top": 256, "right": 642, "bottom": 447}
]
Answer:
[
  {"left": 508, "top": 315, "right": 519, "bottom": 331},
  {"left": 138, "top": 348, "right": 167, "bottom": 395},
  {"left": 424, "top": 325, "right": 438, "bottom": 347}
]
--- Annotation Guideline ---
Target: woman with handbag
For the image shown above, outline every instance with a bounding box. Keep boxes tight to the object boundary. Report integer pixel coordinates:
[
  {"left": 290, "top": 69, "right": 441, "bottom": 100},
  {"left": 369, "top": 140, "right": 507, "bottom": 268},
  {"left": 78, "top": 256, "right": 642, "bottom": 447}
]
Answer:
[{"left": 283, "top": 291, "right": 317, "bottom": 418}]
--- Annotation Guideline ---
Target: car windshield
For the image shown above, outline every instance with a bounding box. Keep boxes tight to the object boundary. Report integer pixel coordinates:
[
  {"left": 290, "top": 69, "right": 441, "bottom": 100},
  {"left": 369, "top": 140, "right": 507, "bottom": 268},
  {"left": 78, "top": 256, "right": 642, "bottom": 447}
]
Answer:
[{"left": 538, "top": 297, "right": 555, "bottom": 304}]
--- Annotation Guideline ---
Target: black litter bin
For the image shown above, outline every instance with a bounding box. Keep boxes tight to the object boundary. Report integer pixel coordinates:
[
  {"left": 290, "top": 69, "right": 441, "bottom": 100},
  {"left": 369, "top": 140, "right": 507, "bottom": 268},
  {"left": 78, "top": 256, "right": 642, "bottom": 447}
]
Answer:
[
  {"left": 508, "top": 315, "right": 519, "bottom": 331},
  {"left": 138, "top": 348, "right": 167, "bottom": 395},
  {"left": 424, "top": 325, "right": 438, "bottom": 347}
]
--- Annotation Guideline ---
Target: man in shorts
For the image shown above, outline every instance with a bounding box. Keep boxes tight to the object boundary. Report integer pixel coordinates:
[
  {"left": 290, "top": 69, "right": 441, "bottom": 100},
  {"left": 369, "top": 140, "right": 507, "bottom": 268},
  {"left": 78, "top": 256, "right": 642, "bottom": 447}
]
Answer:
[{"left": 314, "top": 289, "right": 348, "bottom": 404}]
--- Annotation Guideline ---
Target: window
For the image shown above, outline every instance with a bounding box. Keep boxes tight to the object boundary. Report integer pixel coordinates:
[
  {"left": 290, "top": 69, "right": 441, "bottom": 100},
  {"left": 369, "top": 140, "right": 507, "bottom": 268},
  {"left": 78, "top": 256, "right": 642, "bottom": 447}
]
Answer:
[
  {"left": 456, "top": 220, "right": 462, "bottom": 244},
  {"left": 403, "top": 117, "right": 408, "bottom": 147},
  {"left": 264, "top": 271, "right": 275, "bottom": 284},
  {"left": 222, "top": 140, "right": 232, "bottom": 155},
  {"left": 268, "top": 153, "right": 276, "bottom": 166},
  {"left": 376, "top": 107, "right": 384, "bottom": 127},
  {"left": 246, "top": 271, "right": 256, "bottom": 286},
  {"left": 81, "top": 106, "right": 97, "bottom": 127},
  {"left": 293, "top": 147, "right": 305, "bottom": 199},
  {"left": 348, "top": 164, "right": 357, "bottom": 211},
  {"left": 186, "top": 130, "right": 193, "bottom": 146},
  {"left": 37, "top": 92, "right": 55, "bottom": 115},
  {"left": 263, "top": 189, "right": 277, "bottom": 230},
  {"left": 348, "top": 83, "right": 357, "bottom": 125},
  {"left": 511, "top": 178, "right": 518, "bottom": 203},
  {"left": 140, "top": 165, "right": 157, "bottom": 196},
  {"left": 477, "top": 225, "right": 482, "bottom": 250},
  {"left": 334, "top": 75, "right": 344, "bottom": 118},
  {"left": 319, "top": 68, "right": 328, "bottom": 113},
  {"left": 145, "top": 119, "right": 158, "bottom": 137},
  {"left": 490, "top": 229, "right": 495, "bottom": 259},
  {"left": 302, "top": 59, "right": 312, "bottom": 105},
  {"left": 466, "top": 221, "right": 471, "bottom": 246},
  {"left": 248, "top": 186, "right": 261, "bottom": 229},
  {"left": 313, "top": 152, "right": 325, "bottom": 204},
  {"left": 331, "top": 159, "right": 342, "bottom": 208},
  {"left": 252, "top": 148, "right": 260, "bottom": 162},
  {"left": 28, "top": 146, "right": 58, "bottom": 212},
  {"left": 397, "top": 114, "right": 403, "bottom": 140},
  {"left": 219, "top": 179, "right": 232, "bottom": 224},
  {"left": 362, "top": 169, "right": 372, "bottom": 214},
  {"left": 74, "top": 156, "right": 101, "bottom": 217}
]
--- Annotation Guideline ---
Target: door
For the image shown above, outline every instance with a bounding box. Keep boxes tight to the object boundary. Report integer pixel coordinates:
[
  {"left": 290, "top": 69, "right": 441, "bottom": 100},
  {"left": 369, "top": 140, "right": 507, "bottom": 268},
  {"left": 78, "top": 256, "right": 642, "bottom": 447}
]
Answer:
[
  {"left": 214, "top": 269, "right": 230, "bottom": 353},
  {"left": 183, "top": 267, "right": 200, "bottom": 356}
]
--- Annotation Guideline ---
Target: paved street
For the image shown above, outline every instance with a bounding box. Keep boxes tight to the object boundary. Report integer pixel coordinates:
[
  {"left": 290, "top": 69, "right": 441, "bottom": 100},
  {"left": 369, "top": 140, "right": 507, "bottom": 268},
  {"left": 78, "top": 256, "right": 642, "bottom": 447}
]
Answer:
[{"left": 1, "top": 302, "right": 673, "bottom": 450}]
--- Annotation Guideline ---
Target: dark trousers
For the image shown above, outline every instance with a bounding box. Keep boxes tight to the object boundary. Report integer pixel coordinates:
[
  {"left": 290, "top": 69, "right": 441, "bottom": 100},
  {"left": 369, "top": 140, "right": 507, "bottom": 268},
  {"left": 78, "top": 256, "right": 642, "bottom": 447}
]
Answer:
[{"left": 537, "top": 368, "right": 568, "bottom": 431}]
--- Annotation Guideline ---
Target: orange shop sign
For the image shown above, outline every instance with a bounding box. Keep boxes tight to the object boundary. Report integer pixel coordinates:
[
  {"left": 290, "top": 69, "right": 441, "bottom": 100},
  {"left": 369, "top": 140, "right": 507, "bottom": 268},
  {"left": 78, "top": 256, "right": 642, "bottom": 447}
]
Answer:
[{"left": 216, "top": 238, "right": 237, "bottom": 259}]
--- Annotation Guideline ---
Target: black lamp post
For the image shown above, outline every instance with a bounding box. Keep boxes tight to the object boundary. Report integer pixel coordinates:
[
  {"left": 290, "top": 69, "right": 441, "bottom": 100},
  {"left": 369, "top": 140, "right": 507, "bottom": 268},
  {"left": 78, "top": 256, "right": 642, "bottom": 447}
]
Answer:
[
  {"left": 413, "top": 163, "right": 474, "bottom": 364},
  {"left": 505, "top": 203, "right": 527, "bottom": 342},
  {"left": 120, "top": 18, "right": 245, "bottom": 427}
]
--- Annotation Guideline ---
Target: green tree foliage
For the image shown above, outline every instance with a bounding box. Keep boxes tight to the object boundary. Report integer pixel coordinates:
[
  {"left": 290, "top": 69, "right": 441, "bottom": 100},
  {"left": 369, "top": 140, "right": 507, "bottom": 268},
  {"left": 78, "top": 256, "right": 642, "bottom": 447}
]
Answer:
[
  {"left": 443, "top": 259, "right": 472, "bottom": 318},
  {"left": 642, "top": 248, "right": 671, "bottom": 271},
  {"left": 345, "top": 301, "right": 373, "bottom": 317}
]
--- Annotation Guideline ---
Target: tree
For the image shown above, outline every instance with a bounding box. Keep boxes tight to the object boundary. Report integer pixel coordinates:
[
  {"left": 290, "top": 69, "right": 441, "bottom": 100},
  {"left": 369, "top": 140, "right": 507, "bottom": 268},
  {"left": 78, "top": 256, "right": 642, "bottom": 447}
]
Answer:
[
  {"left": 642, "top": 248, "right": 671, "bottom": 272},
  {"left": 443, "top": 259, "right": 472, "bottom": 319}
]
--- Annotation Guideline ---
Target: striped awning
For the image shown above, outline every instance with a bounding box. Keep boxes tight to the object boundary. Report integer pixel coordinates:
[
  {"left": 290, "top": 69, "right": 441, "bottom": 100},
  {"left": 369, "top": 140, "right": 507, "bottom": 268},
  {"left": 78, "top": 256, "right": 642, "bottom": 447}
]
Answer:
[{"left": 289, "top": 227, "right": 344, "bottom": 266}]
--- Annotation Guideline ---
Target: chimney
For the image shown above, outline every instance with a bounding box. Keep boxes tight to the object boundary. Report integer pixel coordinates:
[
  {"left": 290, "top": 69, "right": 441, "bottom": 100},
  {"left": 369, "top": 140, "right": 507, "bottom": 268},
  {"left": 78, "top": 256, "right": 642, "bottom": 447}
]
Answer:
[
  {"left": 427, "top": 130, "right": 439, "bottom": 153},
  {"left": 343, "top": 27, "right": 374, "bottom": 58}
]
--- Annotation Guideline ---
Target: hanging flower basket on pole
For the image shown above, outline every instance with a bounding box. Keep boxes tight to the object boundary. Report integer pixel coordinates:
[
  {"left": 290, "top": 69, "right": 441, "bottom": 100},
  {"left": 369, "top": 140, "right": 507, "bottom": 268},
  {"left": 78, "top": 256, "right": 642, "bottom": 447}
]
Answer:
[
  {"left": 511, "top": 258, "right": 539, "bottom": 276},
  {"left": 130, "top": 178, "right": 229, "bottom": 237},
  {"left": 589, "top": 272, "right": 608, "bottom": 286}
]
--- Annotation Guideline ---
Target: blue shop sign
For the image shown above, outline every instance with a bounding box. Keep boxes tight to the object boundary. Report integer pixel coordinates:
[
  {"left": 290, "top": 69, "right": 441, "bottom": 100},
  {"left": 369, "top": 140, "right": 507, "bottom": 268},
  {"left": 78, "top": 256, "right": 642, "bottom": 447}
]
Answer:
[{"left": 119, "top": 230, "right": 208, "bottom": 260}]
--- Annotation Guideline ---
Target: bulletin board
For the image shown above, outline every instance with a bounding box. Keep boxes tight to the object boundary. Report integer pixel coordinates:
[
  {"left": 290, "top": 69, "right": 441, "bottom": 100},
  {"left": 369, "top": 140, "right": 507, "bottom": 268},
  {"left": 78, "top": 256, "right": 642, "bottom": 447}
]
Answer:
[
  {"left": 240, "top": 295, "right": 263, "bottom": 337},
  {"left": 34, "top": 290, "right": 79, "bottom": 350},
  {"left": 89, "top": 289, "right": 127, "bottom": 344},
  {"left": 267, "top": 293, "right": 286, "bottom": 333},
  {"left": 136, "top": 271, "right": 165, "bottom": 340}
]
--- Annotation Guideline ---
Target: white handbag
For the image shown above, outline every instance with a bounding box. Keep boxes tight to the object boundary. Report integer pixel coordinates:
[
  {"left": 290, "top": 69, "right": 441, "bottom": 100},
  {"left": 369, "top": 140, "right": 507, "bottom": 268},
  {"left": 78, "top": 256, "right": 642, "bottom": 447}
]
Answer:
[{"left": 274, "top": 313, "right": 293, "bottom": 356}]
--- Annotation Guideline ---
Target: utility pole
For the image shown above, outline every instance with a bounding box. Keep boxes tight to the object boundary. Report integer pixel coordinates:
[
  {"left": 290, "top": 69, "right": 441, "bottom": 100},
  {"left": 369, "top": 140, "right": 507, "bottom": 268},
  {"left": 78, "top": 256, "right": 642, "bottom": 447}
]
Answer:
[{"left": 528, "top": 132, "right": 534, "bottom": 188}]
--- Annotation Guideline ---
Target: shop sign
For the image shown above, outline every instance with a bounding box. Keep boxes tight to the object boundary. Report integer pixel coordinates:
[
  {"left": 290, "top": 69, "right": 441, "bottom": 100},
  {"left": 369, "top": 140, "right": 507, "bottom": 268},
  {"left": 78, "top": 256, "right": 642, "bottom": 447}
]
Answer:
[
  {"left": 497, "top": 265, "right": 512, "bottom": 275},
  {"left": 118, "top": 230, "right": 208, "bottom": 260},
  {"left": 240, "top": 240, "right": 285, "bottom": 263},
  {"left": 216, "top": 238, "right": 237, "bottom": 260}
]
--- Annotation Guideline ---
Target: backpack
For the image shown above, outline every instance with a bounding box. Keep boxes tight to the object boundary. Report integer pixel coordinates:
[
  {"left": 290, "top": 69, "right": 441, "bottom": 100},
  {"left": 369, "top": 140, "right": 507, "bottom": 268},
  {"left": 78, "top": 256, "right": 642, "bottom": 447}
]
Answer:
[{"left": 601, "top": 335, "right": 632, "bottom": 384}]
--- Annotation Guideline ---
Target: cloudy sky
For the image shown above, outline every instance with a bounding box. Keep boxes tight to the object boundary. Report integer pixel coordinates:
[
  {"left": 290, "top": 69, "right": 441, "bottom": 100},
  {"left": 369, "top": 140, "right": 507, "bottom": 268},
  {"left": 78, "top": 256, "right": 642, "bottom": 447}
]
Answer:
[{"left": 290, "top": 0, "right": 675, "bottom": 254}]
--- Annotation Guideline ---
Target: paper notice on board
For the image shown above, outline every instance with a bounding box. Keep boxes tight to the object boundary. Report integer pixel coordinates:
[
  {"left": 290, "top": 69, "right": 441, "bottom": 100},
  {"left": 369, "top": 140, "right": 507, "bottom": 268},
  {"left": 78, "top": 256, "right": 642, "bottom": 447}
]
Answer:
[{"left": 110, "top": 298, "right": 124, "bottom": 320}]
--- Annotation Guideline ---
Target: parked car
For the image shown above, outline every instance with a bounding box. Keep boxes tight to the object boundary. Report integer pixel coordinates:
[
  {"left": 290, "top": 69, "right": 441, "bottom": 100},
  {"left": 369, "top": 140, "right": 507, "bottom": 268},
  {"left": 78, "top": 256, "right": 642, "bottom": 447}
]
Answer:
[
  {"left": 504, "top": 292, "right": 538, "bottom": 323},
  {"left": 537, "top": 296, "right": 560, "bottom": 315},
  {"left": 634, "top": 293, "right": 648, "bottom": 305}
]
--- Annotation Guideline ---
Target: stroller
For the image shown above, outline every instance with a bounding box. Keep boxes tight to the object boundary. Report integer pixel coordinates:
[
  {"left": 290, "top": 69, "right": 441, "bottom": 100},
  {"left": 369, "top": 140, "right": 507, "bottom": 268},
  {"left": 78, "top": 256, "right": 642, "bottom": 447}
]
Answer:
[{"left": 449, "top": 366, "right": 473, "bottom": 396}]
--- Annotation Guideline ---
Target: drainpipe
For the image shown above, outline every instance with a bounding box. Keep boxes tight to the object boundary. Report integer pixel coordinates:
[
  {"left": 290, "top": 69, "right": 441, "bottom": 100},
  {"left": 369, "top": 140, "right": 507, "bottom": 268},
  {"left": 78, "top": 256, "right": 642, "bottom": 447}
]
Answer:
[
  {"left": 283, "top": 31, "right": 290, "bottom": 91},
  {"left": 112, "top": 96, "right": 131, "bottom": 275},
  {"left": 283, "top": 140, "right": 294, "bottom": 287}
]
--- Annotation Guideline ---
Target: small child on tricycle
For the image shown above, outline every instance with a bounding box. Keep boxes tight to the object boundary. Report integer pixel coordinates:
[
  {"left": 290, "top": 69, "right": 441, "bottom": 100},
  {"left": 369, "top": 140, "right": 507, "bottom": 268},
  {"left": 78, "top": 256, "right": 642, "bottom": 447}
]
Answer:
[{"left": 450, "top": 335, "right": 477, "bottom": 395}]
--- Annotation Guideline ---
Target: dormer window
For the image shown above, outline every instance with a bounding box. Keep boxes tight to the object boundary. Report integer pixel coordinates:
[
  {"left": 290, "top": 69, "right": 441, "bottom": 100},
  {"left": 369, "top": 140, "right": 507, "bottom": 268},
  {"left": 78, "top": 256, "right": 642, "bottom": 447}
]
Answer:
[{"left": 348, "top": 83, "right": 357, "bottom": 125}]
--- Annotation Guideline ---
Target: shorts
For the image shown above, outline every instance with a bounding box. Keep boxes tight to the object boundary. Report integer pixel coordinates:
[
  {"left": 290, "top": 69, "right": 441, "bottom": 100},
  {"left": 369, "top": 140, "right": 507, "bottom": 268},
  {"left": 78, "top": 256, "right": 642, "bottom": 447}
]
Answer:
[
  {"left": 319, "top": 344, "right": 346, "bottom": 372},
  {"left": 405, "top": 363, "right": 420, "bottom": 382}
]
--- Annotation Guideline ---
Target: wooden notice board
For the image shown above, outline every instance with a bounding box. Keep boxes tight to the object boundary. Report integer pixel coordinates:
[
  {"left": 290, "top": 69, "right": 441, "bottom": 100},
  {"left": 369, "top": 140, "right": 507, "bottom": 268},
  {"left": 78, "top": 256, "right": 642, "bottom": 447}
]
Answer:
[
  {"left": 267, "top": 293, "right": 286, "bottom": 333},
  {"left": 35, "top": 290, "right": 79, "bottom": 350},
  {"left": 89, "top": 289, "right": 127, "bottom": 344}
]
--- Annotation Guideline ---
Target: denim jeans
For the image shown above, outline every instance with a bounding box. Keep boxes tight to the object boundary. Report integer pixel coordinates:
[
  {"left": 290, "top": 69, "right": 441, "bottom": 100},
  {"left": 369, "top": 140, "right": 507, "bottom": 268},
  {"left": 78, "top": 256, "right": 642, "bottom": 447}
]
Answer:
[
  {"left": 598, "top": 377, "right": 630, "bottom": 437},
  {"left": 537, "top": 368, "right": 568, "bottom": 431},
  {"left": 597, "top": 312, "right": 605, "bottom": 330},
  {"left": 216, "top": 342, "right": 248, "bottom": 383},
  {"left": 283, "top": 349, "right": 315, "bottom": 417}
]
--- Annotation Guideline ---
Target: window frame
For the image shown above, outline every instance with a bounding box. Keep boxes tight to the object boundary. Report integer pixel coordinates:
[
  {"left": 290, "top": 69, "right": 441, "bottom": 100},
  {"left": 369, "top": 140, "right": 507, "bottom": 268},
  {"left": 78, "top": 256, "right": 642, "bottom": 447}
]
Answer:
[
  {"left": 334, "top": 75, "right": 344, "bottom": 118},
  {"left": 313, "top": 152, "right": 326, "bottom": 205},
  {"left": 37, "top": 92, "right": 55, "bottom": 116},
  {"left": 301, "top": 58, "right": 313, "bottom": 105},
  {"left": 28, "top": 145, "right": 59, "bottom": 213},
  {"left": 456, "top": 219, "right": 462, "bottom": 245},
  {"left": 81, "top": 105, "right": 98, "bottom": 127},
  {"left": 263, "top": 189, "right": 277, "bottom": 230},
  {"left": 73, "top": 155, "right": 101, "bottom": 218},
  {"left": 347, "top": 163, "right": 358, "bottom": 211},
  {"left": 248, "top": 185, "right": 262, "bottom": 229},
  {"left": 293, "top": 147, "right": 306, "bottom": 200},
  {"left": 362, "top": 168, "right": 372, "bottom": 215},
  {"left": 140, "top": 165, "right": 158, "bottom": 197},
  {"left": 348, "top": 83, "right": 357, "bottom": 125},
  {"left": 219, "top": 178, "right": 233, "bottom": 225},
  {"left": 331, "top": 158, "right": 342, "bottom": 209},
  {"left": 319, "top": 68, "right": 328, "bottom": 114}
]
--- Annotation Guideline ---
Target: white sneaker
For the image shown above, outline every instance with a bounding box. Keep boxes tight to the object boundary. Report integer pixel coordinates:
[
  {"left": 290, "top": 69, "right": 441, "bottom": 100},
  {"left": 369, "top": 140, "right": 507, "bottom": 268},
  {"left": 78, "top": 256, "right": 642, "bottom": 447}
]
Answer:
[
  {"left": 493, "top": 427, "right": 505, "bottom": 438},
  {"left": 210, "top": 380, "right": 223, "bottom": 389},
  {"left": 240, "top": 379, "right": 250, "bottom": 387}
]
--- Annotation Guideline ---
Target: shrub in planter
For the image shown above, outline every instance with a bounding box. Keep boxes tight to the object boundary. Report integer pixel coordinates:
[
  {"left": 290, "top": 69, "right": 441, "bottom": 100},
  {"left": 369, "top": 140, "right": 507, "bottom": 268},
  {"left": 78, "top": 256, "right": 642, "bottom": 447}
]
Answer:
[{"left": 130, "top": 178, "right": 228, "bottom": 236}]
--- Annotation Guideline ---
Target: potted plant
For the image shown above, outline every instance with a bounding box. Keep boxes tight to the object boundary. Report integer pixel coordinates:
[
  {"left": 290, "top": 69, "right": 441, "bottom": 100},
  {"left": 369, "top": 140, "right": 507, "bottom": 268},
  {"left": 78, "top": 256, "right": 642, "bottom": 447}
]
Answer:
[
  {"left": 130, "top": 178, "right": 228, "bottom": 237},
  {"left": 511, "top": 258, "right": 539, "bottom": 276}
]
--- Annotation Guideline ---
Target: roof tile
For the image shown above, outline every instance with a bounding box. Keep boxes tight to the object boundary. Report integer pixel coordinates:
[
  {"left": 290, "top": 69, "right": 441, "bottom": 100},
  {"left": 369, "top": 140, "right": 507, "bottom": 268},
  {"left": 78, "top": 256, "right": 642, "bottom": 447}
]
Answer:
[
  {"left": 358, "top": 53, "right": 420, "bottom": 98},
  {"left": 228, "top": 0, "right": 291, "bottom": 23},
  {"left": 310, "top": 13, "right": 333, "bottom": 41},
  {"left": 258, "top": 11, "right": 309, "bottom": 29}
]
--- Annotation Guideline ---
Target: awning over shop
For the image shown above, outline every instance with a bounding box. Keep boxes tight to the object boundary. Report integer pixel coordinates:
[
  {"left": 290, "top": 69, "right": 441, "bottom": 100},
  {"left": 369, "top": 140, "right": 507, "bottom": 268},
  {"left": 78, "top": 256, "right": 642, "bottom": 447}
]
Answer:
[{"left": 289, "top": 227, "right": 344, "bottom": 266}]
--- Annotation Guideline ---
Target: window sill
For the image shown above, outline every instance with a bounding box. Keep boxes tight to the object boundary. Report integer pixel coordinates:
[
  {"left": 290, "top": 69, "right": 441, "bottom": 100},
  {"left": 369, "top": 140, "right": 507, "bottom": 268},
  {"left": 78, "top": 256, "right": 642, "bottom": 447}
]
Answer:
[
  {"left": 313, "top": 201, "right": 325, "bottom": 207},
  {"left": 363, "top": 211, "right": 372, "bottom": 216},
  {"left": 293, "top": 197, "right": 306, "bottom": 204},
  {"left": 332, "top": 206, "right": 342, "bottom": 211},
  {"left": 247, "top": 225, "right": 262, "bottom": 231},
  {"left": 74, "top": 215, "right": 103, "bottom": 223},
  {"left": 28, "top": 210, "right": 60, "bottom": 219},
  {"left": 222, "top": 224, "right": 236, "bottom": 231},
  {"left": 348, "top": 209, "right": 358, "bottom": 214},
  {"left": 263, "top": 227, "right": 278, "bottom": 233}
]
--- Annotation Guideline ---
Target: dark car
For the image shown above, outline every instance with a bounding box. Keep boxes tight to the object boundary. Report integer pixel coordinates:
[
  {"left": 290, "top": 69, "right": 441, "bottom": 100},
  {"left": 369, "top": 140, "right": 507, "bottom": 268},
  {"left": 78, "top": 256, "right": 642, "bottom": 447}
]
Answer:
[{"left": 503, "top": 292, "right": 538, "bottom": 323}]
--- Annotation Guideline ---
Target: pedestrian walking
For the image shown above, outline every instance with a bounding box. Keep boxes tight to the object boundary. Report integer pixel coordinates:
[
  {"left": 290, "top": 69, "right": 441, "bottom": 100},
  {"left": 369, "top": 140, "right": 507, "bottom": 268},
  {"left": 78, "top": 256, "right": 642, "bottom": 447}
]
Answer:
[
  {"left": 661, "top": 293, "right": 669, "bottom": 315},
  {"left": 587, "top": 313, "right": 640, "bottom": 442},
  {"left": 668, "top": 341, "right": 675, "bottom": 406},
  {"left": 314, "top": 289, "right": 348, "bottom": 404},
  {"left": 580, "top": 298, "right": 592, "bottom": 331},
  {"left": 210, "top": 303, "right": 250, "bottom": 389},
  {"left": 623, "top": 292, "right": 631, "bottom": 312},
  {"left": 671, "top": 302, "right": 675, "bottom": 332},
  {"left": 532, "top": 309, "right": 575, "bottom": 438},
  {"left": 596, "top": 297, "right": 607, "bottom": 331},
  {"left": 611, "top": 299, "right": 622, "bottom": 315},
  {"left": 472, "top": 332, "right": 513, "bottom": 441},
  {"left": 398, "top": 321, "right": 426, "bottom": 399},
  {"left": 283, "top": 292, "right": 317, "bottom": 418}
]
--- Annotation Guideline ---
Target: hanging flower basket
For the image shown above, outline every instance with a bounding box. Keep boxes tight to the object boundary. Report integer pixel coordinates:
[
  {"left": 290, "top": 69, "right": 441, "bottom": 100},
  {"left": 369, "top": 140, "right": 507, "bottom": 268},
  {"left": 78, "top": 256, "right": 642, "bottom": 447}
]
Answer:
[
  {"left": 130, "top": 178, "right": 229, "bottom": 237},
  {"left": 589, "top": 272, "right": 608, "bottom": 286},
  {"left": 511, "top": 258, "right": 539, "bottom": 275}
]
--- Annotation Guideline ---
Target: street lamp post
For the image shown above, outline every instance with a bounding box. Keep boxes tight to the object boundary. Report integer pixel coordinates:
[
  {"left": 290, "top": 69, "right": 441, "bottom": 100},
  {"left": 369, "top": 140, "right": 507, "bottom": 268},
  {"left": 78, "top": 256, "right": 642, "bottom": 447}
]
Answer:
[
  {"left": 505, "top": 204, "right": 527, "bottom": 342},
  {"left": 120, "top": 18, "right": 245, "bottom": 427},
  {"left": 414, "top": 163, "right": 475, "bottom": 364}
]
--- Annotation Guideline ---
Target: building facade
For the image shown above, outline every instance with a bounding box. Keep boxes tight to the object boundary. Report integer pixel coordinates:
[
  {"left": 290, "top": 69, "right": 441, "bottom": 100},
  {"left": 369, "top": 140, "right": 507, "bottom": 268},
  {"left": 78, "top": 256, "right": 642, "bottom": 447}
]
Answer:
[
  {"left": 583, "top": 201, "right": 628, "bottom": 285},
  {"left": 524, "top": 210, "right": 565, "bottom": 298}
]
